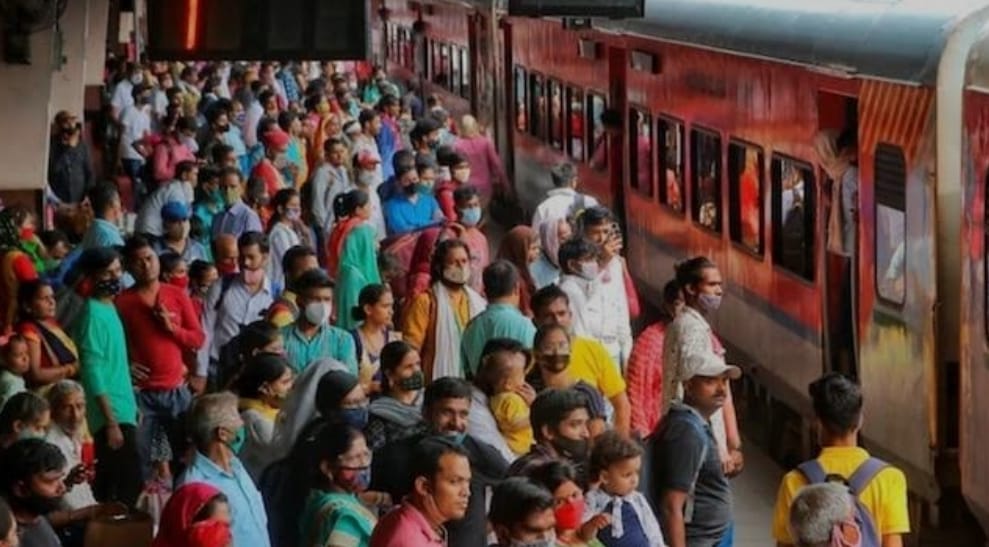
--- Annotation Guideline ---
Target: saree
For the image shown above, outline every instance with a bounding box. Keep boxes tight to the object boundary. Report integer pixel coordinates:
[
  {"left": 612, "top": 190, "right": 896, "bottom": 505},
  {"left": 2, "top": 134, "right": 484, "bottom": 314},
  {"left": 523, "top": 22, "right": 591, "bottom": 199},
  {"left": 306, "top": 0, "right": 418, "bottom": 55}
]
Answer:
[{"left": 335, "top": 224, "right": 382, "bottom": 331}]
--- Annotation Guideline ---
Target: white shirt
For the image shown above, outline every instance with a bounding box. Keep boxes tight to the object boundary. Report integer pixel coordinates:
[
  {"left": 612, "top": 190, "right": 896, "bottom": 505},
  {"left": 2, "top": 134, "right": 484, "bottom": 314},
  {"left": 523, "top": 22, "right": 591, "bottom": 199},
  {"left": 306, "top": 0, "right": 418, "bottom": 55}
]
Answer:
[
  {"left": 531, "top": 187, "right": 599, "bottom": 228},
  {"left": 118, "top": 104, "right": 152, "bottom": 162},
  {"left": 559, "top": 260, "right": 633, "bottom": 366},
  {"left": 309, "top": 163, "right": 350, "bottom": 234},
  {"left": 46, "top": 426, "right": 97, "bottom": 510},
  {"left": 468, "top": 387, "right": 516, "bottom": 463},
  {"left": 198, "top": 274, "right": 274, "bottom": 376},
  {"left": 110, "top": 79, "right": 134, "bottom": 116},
  {"left": 244, "top": 101, "right": 264, "bottom": 149},
  {"left": 351, "top": 134, "right": 383, "bottom": 189},
  {"left": 266, "top": 222, "right": 301, "bottom": 291},
  {"left": 134, "top": 180, "right": 190, "bottom": 237}
]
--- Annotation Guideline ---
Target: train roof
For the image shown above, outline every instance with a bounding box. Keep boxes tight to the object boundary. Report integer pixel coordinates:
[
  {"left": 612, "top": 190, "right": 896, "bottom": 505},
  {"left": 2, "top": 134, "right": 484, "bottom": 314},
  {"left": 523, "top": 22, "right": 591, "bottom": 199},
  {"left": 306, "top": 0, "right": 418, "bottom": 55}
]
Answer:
[{"left": 594, "top": 0, "right": 989, "bottom": 85}]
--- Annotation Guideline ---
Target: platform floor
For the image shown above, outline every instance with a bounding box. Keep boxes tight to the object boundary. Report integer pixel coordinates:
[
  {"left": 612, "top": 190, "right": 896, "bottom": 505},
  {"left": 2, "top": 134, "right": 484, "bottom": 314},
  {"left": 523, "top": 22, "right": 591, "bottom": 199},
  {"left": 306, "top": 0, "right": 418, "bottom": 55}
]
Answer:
[{"left": 732, "top": 439, "right": 783, "bottom": 546}]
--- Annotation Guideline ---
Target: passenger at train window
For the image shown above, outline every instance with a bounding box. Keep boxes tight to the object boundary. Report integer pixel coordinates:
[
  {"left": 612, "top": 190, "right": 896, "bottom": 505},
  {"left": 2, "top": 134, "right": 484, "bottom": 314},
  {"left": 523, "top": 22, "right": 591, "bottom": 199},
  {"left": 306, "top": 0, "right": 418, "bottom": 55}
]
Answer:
[
  {"left": 382, "top": 161, "right": 443, "bottom": 237},
  {"left": 453, "top": 185, "right": 490, "bottom": 294},
  {"left": 531, "top": 161, "right": 599, "bottom": 228},
  {"left": 590, "top": 108, "right": 622, "bottom": 173},
  {"left": 772, "top": 373, "right": 910, "bottom": 547},
  {"left": 817, "top": 129, "right": 859, "bottom": 259}
]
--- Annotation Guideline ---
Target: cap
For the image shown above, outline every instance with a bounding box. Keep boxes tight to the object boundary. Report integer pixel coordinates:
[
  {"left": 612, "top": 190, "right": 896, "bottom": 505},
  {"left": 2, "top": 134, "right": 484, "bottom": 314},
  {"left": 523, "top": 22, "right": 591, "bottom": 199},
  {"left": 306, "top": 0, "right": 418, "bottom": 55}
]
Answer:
[
  {"left": 161, "top": 200, "right": 191, "bottom": 222},
  {"left": 262, "top": 129, "right": 290, "bottom": 149},
  {"left": 680, "top": 353, "right": 741, "bottom": 381}
]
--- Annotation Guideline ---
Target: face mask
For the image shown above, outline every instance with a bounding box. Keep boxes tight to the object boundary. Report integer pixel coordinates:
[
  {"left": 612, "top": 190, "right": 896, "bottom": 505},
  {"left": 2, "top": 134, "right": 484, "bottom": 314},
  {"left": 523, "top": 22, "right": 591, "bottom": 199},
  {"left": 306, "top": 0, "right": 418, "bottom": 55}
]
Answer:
[
  {"left": 227, "top": 425, "right": 246, "bottom": 453},
  {"left": 168, "top": 275, "right": 190, "bottom": 290},
  {"left": 224, "top": 187, "right": 242, "bottom": 206},
  {"left": 304, "top": 301, "right": 331, "bottom": 326},
  {"left": 338, "top": 466, "right": 372, "bottom": 492},
  {"left": 242, "top": 267, "right": 265, "bottom": 285},
  {"left": 340, "top": 406, "right": 369, "bottom": 430},
  {"left": 538, "top": 354, "right": 570, "bottom": 374},
  {"left": 554, "top": 498, "right": 584, "bottom": 531},
  {"left": 442, "top": 265, "right": 470, "bottom": 286},
  {"left": 216, "top": 123, "right": 230, "bottom": 133},
  {"left": 130, "top": 73, "right": 143, "bottom": 85},
  {"left": 14, "top": 493, "right": 62, "bottom": 516},
  {"left": 397, "top": 370, "right": 424, "bottom": 392},
  {"left": 509, "top": 534, "right": 556, "bottom": 547},
  {"left": 443, "top": 431, "right": 467, "bottom": 445},
  {"left": 20, "top": 227, "right": 34, "bottom": 241},
  {"left": 452, "top": 168, "right": 471, "bottom": 183},
  {"left": 217, "top": 261, "right": 238, "bottom": 276},
  {"left": 94, "top": 277, "right": 122, "bottom": 298},
  {"left": 285, "top": 208, "right": 302, "bottom": 221},
  {"left": 428, "top": 140, "right": 440, "bottom": 151},
  {"left": 577, "top": 261, "right": 598, "bottom": 281},
  {"left": 459, "top": 206, "right": 481, "bottom": 227},
  {"left": 402, "top": 182, "right": 418, "bottom": 196},
  {"left": 417, "top": 181, "right": 434, "bottom": 195},
  {"left": 698, "top": 293, "right": 722, "bottom": 313},
  {"left": 552, "top": 436, "right": 589, "bottom": 462}
]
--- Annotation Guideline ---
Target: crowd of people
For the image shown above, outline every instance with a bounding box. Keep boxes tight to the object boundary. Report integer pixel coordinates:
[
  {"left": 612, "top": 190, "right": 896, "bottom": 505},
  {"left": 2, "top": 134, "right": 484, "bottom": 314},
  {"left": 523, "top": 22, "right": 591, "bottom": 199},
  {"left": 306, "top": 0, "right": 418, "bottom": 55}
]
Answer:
[{"left": 0, "top": 56, "right": 910, "bottom": 547}]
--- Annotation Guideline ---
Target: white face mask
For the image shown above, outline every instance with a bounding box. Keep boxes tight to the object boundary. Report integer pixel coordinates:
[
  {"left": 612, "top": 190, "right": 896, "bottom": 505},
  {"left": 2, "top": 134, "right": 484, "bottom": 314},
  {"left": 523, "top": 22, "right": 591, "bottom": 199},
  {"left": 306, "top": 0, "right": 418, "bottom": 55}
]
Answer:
[
  {"left": 577, "top": 261, "right": 599, "bottom": 280},
  {"left": 130, "top": 73, "right": 144, "bottom": 85},
  {"left": 443, "top": 265, "right": 471, "bottom": 286},
  {"left": 304, "top": 301, "right": 331, "bottom": 325}
]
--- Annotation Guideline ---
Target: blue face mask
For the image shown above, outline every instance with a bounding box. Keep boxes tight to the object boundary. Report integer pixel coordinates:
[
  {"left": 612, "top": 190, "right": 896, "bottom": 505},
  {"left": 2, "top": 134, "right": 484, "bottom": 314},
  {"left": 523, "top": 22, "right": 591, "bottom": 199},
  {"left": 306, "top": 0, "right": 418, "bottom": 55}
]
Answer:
[
  {"left": 459, "top": 206, "right": 482, "bottom": 227},
  {"left": 340, "top": 406, "right": 369, "bottom": 430},
  {"left": 444, "top": 431, "right": 467, "bottom": 445}
]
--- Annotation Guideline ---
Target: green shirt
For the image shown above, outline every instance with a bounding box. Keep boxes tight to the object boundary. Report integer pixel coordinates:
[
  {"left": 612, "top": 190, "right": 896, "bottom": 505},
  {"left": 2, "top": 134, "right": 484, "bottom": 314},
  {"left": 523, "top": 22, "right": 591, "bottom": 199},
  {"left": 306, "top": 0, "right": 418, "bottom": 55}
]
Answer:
[
  {"left": 299, "top": 490, "right": 376, "bottom": 547},
  {"left": 461, "top": 303, "right": 537, "bottom": 378},
  {"left": 281, "top": 323, "right": 359, "bottom": 375},
  {"left": 72, "top": 298, "right": 138, "bottom": 431}
]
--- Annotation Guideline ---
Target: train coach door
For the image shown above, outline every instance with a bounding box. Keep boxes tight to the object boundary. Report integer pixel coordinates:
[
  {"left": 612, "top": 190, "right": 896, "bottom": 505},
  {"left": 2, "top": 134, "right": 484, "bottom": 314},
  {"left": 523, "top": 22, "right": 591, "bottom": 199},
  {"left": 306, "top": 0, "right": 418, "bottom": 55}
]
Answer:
[{"left": 817, "top": 92, "right": 860, "bottom": 379}]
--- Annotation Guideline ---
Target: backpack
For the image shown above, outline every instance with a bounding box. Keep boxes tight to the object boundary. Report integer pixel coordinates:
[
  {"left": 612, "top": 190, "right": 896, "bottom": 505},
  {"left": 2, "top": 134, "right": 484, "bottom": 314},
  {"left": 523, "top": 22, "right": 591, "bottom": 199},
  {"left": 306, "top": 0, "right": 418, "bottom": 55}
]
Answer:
[{"left": 796, "top": 457, "right": 887, "bottom": 547}]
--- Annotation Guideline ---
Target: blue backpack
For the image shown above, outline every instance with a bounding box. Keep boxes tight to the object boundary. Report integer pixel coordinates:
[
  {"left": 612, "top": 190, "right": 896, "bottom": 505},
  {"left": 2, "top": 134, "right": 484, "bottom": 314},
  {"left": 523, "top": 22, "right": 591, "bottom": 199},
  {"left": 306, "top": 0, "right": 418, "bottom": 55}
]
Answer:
[{"left": 797, "top": 457, "right": 887, "bottom": 547}]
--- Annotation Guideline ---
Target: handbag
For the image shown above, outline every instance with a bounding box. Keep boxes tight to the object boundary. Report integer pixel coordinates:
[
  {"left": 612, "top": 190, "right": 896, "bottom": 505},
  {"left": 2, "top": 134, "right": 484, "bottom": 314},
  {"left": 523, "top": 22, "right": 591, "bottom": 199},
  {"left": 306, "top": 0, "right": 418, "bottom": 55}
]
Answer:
[{"left": 83, "top": 511, "right": 154, "bottom": 547}]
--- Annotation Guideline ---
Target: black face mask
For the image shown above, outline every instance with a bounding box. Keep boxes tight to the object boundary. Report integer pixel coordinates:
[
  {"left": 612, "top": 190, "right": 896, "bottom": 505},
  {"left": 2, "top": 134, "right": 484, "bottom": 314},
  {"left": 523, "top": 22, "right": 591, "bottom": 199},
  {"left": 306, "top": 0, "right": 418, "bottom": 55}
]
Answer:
[
  {"left": 402, "top": 183, "right": 418, "bottom": 196},
  {"left": 216, "top": 123, "right": 230, "bottom": 133},
  {"left": 95, "top": 277, "right": 122, "bottom": 298},
  {"left": 552, "top": 436, "right": 589, "bottom": 462},
  {"left": 13, "top": 493, "right": 62, "bottom": 516}
]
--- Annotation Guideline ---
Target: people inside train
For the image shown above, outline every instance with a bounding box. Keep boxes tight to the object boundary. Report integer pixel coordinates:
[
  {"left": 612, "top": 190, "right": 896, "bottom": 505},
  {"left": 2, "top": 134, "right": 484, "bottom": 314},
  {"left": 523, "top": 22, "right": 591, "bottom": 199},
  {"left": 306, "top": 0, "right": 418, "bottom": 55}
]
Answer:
[
  {"left": 452, "top": 185, "right": 489, "bottom": 293},
  {"left": 531, "top": 161, "right": 599, "bottom": 228},
  {"left": 786, "top": 482, "right": 863, "bottom": 547},
  {"left": 497, "top": 225, "right": 540, "bottom": 317},
  {"left": 460, "top": 261, "right": 537, "bottom": 378},
  {"left": 489, "top": 477, "right": 558, "bottom": 547},
  {"left": 627, "top": 280, "right": 683, "bottom": 437},
  {"left": 472, "top": 338, "right": 534, "bottom": 457},
  {"left": 772, "top": 373, "right": 910, "bottom": 547}
]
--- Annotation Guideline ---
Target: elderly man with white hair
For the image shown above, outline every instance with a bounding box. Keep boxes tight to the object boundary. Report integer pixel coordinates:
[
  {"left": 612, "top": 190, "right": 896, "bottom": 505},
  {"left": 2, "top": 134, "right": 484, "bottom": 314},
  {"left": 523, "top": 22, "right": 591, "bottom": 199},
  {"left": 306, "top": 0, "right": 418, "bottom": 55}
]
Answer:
[
  {"left": 788, "top": 482, "right": 862, "bottom": 547},
  {"left": 177, "top": 392, "right": 271, "bottom": 547}
]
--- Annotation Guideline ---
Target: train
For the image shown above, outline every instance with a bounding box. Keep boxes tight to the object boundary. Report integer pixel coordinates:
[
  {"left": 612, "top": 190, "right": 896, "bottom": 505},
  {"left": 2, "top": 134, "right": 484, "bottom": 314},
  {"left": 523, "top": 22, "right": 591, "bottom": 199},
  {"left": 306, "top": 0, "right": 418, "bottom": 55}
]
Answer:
[{"left": 370, "top": 0, "right": 989, "bottom": 541}]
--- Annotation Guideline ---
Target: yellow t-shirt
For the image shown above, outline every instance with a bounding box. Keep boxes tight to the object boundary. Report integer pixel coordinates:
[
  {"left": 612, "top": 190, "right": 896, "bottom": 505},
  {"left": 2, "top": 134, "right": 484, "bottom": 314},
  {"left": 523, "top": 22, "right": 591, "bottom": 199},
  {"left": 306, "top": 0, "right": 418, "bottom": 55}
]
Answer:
[
  {"left": 569, "top": 336, "right": 627, "bottom": 400},
  {"left": 490, "top": 391, "right": 534, "bottom": 456},
  {"left": 772, "top": 446, "right": 911, "bottom": 544}
]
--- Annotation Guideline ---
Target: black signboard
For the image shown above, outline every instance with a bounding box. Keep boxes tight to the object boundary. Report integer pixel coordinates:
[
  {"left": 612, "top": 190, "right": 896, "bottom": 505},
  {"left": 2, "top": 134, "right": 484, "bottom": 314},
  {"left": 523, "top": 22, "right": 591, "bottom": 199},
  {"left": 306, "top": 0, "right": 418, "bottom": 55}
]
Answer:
[{"left": 508, "top": 0, "right": 644, "bottom": 18}]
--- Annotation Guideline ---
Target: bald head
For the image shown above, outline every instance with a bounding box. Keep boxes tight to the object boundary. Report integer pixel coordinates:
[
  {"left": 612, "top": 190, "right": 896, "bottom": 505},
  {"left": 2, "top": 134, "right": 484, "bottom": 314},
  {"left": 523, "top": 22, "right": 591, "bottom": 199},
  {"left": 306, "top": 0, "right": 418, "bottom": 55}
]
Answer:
[{"left": 213, "top": 234, "right": 238, "bottom": 274}]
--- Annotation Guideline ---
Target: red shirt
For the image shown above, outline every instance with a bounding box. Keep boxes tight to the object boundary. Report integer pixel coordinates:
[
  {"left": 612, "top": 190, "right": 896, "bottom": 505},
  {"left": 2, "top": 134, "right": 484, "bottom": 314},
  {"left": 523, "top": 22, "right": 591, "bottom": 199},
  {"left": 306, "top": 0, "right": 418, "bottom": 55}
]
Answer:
[
  {"left": 626, "top": 321, "right": 668, "bottom": 437},
  {"left": 370, "top": 502, "right": 446, "bottom": 547},
  {"left": 116, "top": 283, "right": 205, "bottom": 390},
  {"left": 251, "top": 159, "right": 285, "bottom": 198}
]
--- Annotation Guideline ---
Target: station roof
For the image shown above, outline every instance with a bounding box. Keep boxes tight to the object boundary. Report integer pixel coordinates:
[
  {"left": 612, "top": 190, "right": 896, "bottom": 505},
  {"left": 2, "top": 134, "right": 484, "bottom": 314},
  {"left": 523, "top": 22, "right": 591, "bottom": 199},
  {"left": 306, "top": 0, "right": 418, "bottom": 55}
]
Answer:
[{"left": 594, "top": 0, "right": 989, "bottom": 85}]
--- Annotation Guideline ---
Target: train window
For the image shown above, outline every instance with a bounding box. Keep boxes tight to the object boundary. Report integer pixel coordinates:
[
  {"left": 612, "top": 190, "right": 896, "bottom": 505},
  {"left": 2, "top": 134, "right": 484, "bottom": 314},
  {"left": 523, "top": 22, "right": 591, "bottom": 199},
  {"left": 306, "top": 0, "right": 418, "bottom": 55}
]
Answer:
[
  {"left": 565, "top": 86, "right": 585, "bottom": 161},
  {"left": 426, "top": 39, "right": 435, "bottom": 81},
  {"left": 432, "top": 43, "right": 450, "bottom": 87},
  {"left": 514, "top": 66, "right": 528, "bottom": 132},
  {"left": 771, "top": 156, "right": 816, "bottom": 280},
  {"left": 549, "top": 80, "right": 564, "bottom": 150},
  {"left": 874, "top": 143, "right": 906, "bottom": 305},
  {"left": 451, "top": 46, "right": 462, "bottom": 95},
  {"left": 629, "top": 108, "right": 654, "bottom": 197},
  {"left": 587, "top": 93, "right": 607, "bottom": 171},
  {"left": 402, "top": 29, "right": 413, "bottom": 68},
  {"left": 728, "top": 141, "right": 764, "bottom": 254},
  {"left": 460, "top": 48, "right": 470, "bottom": 98},
  {"left": 529, "top": 73, "right": 545, "bottom": 140},
  {"left": 691, "top": 129, "right": 722, "bottom": 232},
  {"left": 657, "top": 117, "right": 685, "bottom": 213}
]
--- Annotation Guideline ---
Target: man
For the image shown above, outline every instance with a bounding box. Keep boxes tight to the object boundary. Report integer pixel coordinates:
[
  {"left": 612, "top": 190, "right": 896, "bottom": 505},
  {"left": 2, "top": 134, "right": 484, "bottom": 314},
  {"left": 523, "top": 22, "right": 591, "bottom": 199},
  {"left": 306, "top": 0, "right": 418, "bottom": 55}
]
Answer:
[
  {"left": 212, "top": 233, "right": 239, "bottom": 277},
  {"left": 136, "top": 160, "right": 198, "bottom": 238},
  {"left": 531, "top": 285, "right": 631, "bottom": 436},
  {"left": 383, "top": 162, "right": 442, "bottom": 237},
  {"left": 652, "top": 353, "right": 741, "bottom": 547},
  {"left": 178, "top": 392, "right": 271, "bottom": 547},
  {"left": 110, "top": 62, "right": 141, "bottom": 121},
  {"left": 772, "top": 374, "right": 909, "bottom": 547},
  {"left": 152, "top": 116, "right": 198, "bottom": 185},
  {"left": 250, "top": 128, "right": 290, "bottom": 199},
  {"left": 531, "top": 161, "right": 599, "bottom": 227},
  {"left": 118, "top": 83, "right": 153, "bottom": 204},
  {"left": 70, "top": 248, "right": 140, "bottom": 507},
  {"left": 787, "top": 483, "right": 863, "bottom": 547},
  {"left": 489, "top": 477, "right": 557, "bottom": 547},
  {"left": 44, "top": 381, "right": 96, "bottom": 511},
  {"left": 371, "top": 378, "right": 508, "bottom": 547},
  {"left": 199, "top": 232, "right": 274, "bottom": 388},
  {"left": 117, "top": 236, "right": 204, "bottom": 482},
  {"left": 402, "top": 239, "right": 486, "bottom": 380},
  {"left": 508, "top": 388, "right": 591, "bottom": 482},
  {"left": 47, "top": 111, "right": 93, "bottom": 205},
  {"left": 370, "top": 437, "right": 472, "bottom": 547},
  {"left": 280, "top": 269, "right": 357, "bottom": 375},
  {"left": 377, "top": 95, "right": 403, "bottom": 181},
  {"left": 409, "top": 117, "right": 443, "bottom": 158},
  {"left": 308, "top": 137, "right": 351, "bottom": 235},
  {"left": 79, "top": 184, "right": 125, "bottom": 251},
  {"left": 377, "top": 149, "right": 416, "bottom": 203},
  {"left": 461, "top": 260, "right": 537, "bottom": 377},
  {"left": 154, "top": 201, "right": 209, "bottom": 263},
  {"left": 210, "top": 143, "right": 238, "bottom": 170},
  {"left": 0, "top": 439, "right": 67, "bottom": 546},
  {"left": 199, "top": 107, "right": 233, "bottom": 164},
  {"left": 266, "top": 247, "right": 319, "bottom": 328},
  {"left": 212, "top": 167, "right": 263, "bottom": 239},
  {"left": 351, "top": 109, "right": 383, "bottom": 189}
]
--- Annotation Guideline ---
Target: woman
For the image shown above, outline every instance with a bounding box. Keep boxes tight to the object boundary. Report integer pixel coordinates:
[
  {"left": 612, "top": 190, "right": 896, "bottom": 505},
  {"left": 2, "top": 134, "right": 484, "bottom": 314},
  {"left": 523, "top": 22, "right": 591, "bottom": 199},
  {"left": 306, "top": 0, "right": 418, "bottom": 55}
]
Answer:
[
  {"left": 365, "top": 341, "right": 427, "bottom": 451},
  {"left": 0, "top": 207, "right": 40, "bottom": 335},
  {"left": 326, "top": 190, "right": 372, "bottom": 278},
  {"left": 350, "top": 284, "right": 401, "bottom": 394},
  {"left": 335, "top": 222, "right": 382, "bottom": 331},
  {"left": 453, "top": 114, "right": 509, "bottom": 206},
  {"left": 496, "top": 225, "right": 540, "bottom": 317},
  {"left": 404, "top": 224, "right": 462, "bottom": 300},
  {"left": 299, "top": 426, "right": 377, "bottom": 547},
  {"left": 627, "top": 280, "right": 683, "bottom": 437},
  {"left": 217, "top": 319, "right": 285, "bottom": 390},
  {"left": 527, "top": 461, "right": 604, "bottom": 547},
  {"left": 0, "top": 497, "right": 15, "bottom": 547},
  {"left": 15, "top": 280, "right": 78, "bottom": 390},
  {"left": 530, "top": 217, "right": 572, "bottom": 289},
  {"left": 266, "top": 188, "right": 304, "bottom": 293},
  {"left": 153, "top": 482, "right": 233, "bottom": 547},
  {"left": 234, "top": 352, "right": 295, "bottom": 480}
]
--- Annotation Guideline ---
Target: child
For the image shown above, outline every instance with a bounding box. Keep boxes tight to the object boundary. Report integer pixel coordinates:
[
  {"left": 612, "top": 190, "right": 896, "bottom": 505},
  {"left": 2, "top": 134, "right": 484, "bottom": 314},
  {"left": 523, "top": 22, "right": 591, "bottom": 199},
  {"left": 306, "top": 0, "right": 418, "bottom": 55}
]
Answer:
[
  {"left": 582, "top": 431, "right": 666, "bottom": 547},
  {"left": 159, "top": 251, "right": 189, "bottom": 290},
  {"left": 453, "top": 185, "right": 489, "bottom": 293},
  {"left": 477, "top": 344, "right": 534, "bottom": 456},
  {"left": 435, "top": 147, "right": 470, "bottom": 221},
  {"left": 0, "top": 335, "right": 29, "bottom": 408}
]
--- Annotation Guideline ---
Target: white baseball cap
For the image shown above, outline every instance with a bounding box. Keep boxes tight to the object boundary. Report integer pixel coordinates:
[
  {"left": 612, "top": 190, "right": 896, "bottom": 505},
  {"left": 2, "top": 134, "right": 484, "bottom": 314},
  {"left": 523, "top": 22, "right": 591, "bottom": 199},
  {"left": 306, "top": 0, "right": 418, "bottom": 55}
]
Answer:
[{"left": 681, "top": 353, "right": 742, "bottom": 381}]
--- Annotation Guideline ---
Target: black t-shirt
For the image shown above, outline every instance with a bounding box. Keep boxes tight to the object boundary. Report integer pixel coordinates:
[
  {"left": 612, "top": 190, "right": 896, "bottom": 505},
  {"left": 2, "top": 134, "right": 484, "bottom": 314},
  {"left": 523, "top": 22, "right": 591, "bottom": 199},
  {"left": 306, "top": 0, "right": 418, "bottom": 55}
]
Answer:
[{"left": 650, "top": 404, "right": 732, "bottom": 547}]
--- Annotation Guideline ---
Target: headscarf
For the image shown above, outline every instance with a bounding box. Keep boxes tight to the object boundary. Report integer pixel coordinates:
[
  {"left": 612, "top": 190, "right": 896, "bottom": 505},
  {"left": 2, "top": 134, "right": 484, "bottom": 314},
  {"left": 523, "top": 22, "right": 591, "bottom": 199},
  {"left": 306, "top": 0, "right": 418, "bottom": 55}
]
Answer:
[
  {"left": 268, "top": 358, "right": 349, "bottom": 463},
  {"left": 537, "top": 217, "right": 566, "bottom": 268},
  {"left": 497, "top": 225, "right": 538, "bottom": 315},
  {"left": 325, "top": 216, "right": 363, "bottom": 278},
  {"left": 153, "top": 482, "right": 223, "bottom": 547},
  {"left": 0, "top": 209, "right": 23, "bottom": 252}
]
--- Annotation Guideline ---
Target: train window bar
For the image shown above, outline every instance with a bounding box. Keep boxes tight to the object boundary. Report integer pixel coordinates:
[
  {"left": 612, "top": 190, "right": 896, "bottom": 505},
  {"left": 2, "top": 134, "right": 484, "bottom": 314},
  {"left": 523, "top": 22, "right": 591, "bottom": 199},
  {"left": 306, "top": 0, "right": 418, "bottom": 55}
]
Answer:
[
  {"left": 528, "top": 72, "right": 546, "bottom": 141},
  {"left": 690, "top": 127, "right": 723, "bottom": 234},
  {"left": 728, "top": 139, "right": 765, "bottom": 256},
  {"left": 657, "top": 115, "right": 685, "bottom": 215},
  {"left": 874, "top": 143, "right": 906, "bottom": 306},
  {"left": 770, "top": 154, "right": 816, "bottom": 282},
  {"left": 587, "top": 92, "right": 607, "bottom": 172},
  {"left": 629, "top": 106, "right": 654, "bottom": 198}
]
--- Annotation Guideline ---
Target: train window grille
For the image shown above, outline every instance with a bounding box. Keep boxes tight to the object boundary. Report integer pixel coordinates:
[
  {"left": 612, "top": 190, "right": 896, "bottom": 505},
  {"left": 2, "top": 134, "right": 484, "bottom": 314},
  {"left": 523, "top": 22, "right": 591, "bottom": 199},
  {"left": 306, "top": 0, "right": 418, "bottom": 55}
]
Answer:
[
  {"left": 657, "top": 116, "right": 685, "bottom": 214},
  {"left": 436, "top": 43, "right": 451, "bottom": 88},
  {"left": 451, "top": 46, "right": 462, "bottom": 96},
  {"left": 528, "top": 73, "right": 546, "bottom": 140},
  {"left": 514, "top": 66, "right": 528, "bottom": 133},
  {"left": 874, "top": 143, "right": 906, "bottom": 305},
  {"left": 460, "top": 48, "right": 470, "bottom": 99},
  {"left": 771, "top": 155, "right": 816, "bottom": 281},
  {"left": 565, "top": 86, "right": 585, "bottom": 162},
  {"left": 549, "top": 79, "right": 564, "bottom": 150},
  {"left": 587, "top": 92, "right": 607, "bottom": 172},
  {"left": 728, "top": 141, "right": 764, "bottom": 255},
  {"left": 629, "top": 107, "right": 654, "bottom": 198},
  {"left": 691, "top": 128, "right": 722, "bottom": 233}
]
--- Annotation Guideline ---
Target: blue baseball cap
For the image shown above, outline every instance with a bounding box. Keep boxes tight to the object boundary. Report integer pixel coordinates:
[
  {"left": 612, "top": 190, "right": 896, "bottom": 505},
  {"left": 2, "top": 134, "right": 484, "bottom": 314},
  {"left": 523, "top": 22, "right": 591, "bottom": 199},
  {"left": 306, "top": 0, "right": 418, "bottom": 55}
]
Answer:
[{"left": 161, "top": 200, "right": 191, "bottom": 222}]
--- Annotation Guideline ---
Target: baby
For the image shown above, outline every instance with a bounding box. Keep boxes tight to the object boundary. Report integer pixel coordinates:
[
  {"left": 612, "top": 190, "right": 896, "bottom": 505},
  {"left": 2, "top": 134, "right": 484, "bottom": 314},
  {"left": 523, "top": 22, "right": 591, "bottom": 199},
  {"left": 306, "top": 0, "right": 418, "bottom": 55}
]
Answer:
[
  {"left": 478, "top": 340, "right": 534, "bottom": 456},
  {"left": 0, "top": 335, "right": 29, "bottom": 408}
]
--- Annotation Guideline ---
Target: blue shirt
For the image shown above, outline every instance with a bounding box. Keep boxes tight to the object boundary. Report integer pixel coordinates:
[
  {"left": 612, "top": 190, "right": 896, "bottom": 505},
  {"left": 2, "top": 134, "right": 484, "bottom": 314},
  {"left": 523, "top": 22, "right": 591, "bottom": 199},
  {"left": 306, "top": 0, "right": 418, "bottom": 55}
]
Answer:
[
  {"left": 80, "top": 218, "right": 124, "bottom": 250},
  {"left": 383, "top": 194, "right": 441, "bottom": 236},
  {"left": 179, "top": 452, "right": 271, "bottom": 547},
  {"left": 461, "top": 303, "right": 537, "bottom": 377},
  {"left": 153, "top": 237, "right": 209, "bottom": 264},
  {"left": 213, "top": 201, "right": 263, "bottom": 239},
  {"left": 281, "top": 323, "right": 359, "bottom": 375}
]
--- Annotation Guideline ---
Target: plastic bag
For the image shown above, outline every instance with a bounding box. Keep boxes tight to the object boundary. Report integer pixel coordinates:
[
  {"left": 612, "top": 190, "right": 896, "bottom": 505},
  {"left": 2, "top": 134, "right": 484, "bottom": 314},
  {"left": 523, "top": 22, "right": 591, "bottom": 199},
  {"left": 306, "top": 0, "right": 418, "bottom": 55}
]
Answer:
[{"left": 135, "top": 480, "right": 171, "bottom": 534}]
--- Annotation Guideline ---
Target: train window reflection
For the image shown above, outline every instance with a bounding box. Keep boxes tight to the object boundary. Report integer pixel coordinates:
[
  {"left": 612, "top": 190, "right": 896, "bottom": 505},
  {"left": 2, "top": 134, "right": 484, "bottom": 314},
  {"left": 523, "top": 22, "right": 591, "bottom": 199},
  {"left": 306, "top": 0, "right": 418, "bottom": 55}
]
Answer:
[
  {"left": 566, "top": 86, "right": 585, "bottom": 161},
  {"left": 658, "top": 117, "right": 684, "bottom": 213},
  {"left": 529, "top": 73, "right": 545, "bottom": 140},
  {"left": 588, "top": 93, "right": 607, "bottom": 171},
  {"left": 451, "top": 46, "right": 462, "bottom": 96},
  {"left": 728, "top": 141, "right": 763, "bottom": 254},
  {"left": 427, "top": 40, "right": 435, "bottom": 81},
  {"left": 549, "top": 80, "right": 564, "bottom": 150},
  {"left": 691, "top": 129, "right": 722, "bottom": 232},
  {"left": 771, "top": 156, "right": 815, "bottom": 280},
  {"left": 514, "top": 66, "right": 527, "bottom": 132},
  {"left": 629, "top": 108, "right": 654, "bottom": 197},
  {"left": 874, "top": 143, "right": 906, "bottom": 305},
  {"left": 461, "top": 49, "right": 470, "bottom": 98}
]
